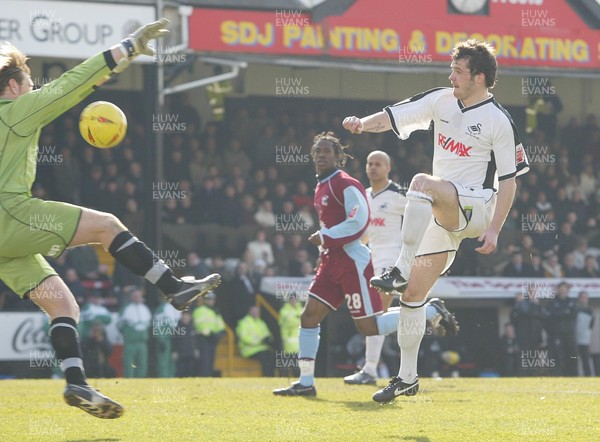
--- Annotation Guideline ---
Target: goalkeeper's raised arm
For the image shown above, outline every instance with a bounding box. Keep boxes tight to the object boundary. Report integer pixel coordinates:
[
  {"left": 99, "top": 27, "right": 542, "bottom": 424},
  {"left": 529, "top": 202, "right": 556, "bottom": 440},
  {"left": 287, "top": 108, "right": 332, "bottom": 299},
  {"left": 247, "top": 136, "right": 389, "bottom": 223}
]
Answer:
[{"left": 0, "top": 18, "right": 170, "bottom": 131}]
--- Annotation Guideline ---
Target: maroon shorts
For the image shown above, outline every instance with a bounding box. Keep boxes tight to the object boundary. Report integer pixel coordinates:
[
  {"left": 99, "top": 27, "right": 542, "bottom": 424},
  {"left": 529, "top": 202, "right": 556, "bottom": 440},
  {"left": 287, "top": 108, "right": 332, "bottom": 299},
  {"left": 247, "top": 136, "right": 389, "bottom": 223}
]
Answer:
[{"left": 308, "top": 250, "right": 383, "bottom": 319}]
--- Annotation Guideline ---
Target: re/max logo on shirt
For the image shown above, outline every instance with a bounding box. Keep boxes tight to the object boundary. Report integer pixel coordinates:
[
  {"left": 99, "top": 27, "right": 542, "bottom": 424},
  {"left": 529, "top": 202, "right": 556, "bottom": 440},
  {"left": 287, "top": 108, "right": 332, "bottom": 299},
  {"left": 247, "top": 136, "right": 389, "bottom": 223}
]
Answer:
[
  {"left": 370, "top": 217, "right": 385, "bottom": 227},
  {"left": 437, "top": 133, "right": 472, "bottom": 157}
]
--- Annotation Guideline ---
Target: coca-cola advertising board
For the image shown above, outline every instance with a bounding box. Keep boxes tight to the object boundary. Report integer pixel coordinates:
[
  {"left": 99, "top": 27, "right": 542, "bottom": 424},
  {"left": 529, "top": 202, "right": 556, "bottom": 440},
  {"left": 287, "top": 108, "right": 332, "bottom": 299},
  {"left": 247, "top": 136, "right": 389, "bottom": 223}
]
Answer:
[
  {"left": 0, "top": 312, "right": 122, "bottom": 361},
  {"left": 0, "top": 312, "right": 51, "bottom": 361}
]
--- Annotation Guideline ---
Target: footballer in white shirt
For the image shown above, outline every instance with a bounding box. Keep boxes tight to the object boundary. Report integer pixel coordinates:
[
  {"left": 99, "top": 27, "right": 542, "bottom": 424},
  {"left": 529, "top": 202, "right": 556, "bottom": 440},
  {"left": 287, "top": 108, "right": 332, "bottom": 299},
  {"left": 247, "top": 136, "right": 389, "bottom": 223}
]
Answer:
[
  {"left": 343, "top": 39, "right": 529, "bottom": 403},
  {"left": 343, "top": 151, "right": 459, "bottom": 386}
]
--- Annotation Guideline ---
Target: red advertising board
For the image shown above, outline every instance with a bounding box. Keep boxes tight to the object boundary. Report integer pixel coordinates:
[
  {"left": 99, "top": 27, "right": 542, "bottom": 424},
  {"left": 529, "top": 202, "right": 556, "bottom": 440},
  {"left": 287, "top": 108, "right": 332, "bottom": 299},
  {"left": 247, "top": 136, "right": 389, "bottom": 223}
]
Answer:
[{"left": 189, "top": 0, "right": 600, "bottom": 69}]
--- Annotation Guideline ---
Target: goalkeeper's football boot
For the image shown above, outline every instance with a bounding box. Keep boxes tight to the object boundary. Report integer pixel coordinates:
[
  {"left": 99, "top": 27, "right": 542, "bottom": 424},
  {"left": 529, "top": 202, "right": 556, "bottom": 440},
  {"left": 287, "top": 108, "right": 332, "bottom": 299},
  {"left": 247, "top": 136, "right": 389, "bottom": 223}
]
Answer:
[
  {"left": 64, "top": 383, "right": 124, "bottom": 419},
  {"left": 370, "top": 267, "right": 407, "bottom": 294},
  {"left": 273, "top": 382, "right": 317, "bottom": 397},
  {"left": 429, "top": 298, "right": 460, "bottom": 336},
  {"left": 169, "top": 274, "right": 221, "bottom": 311},
  {"left": 372, "top": 376, "right": 419, "bottom": 403},
  {"left": 344, "top": 370, "right": 377, "bottom": 385}
]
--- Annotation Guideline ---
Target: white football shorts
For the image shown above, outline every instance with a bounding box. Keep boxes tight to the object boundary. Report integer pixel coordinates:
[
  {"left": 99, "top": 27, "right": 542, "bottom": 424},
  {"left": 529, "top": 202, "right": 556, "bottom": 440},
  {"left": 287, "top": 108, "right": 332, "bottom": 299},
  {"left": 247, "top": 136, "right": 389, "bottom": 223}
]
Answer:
[{"left": 416, "top": 182, "right": 496, "bottom": 274}]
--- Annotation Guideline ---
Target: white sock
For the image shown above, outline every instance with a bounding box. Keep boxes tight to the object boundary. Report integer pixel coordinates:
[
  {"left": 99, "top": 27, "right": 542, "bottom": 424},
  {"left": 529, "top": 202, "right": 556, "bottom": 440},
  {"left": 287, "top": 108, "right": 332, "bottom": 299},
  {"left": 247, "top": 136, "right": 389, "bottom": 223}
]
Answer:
[
  {"left": 299, "top": 358, "right": 315, "bottom": 386},
  {"left": 397, "top": 302, "right": 426, "bottom": 383},
  {"left": 393, "top": 190, "right": 432, "bottom": 278},
  {"left": 362, "top": 335, "right": 385, "bottom": 377}
]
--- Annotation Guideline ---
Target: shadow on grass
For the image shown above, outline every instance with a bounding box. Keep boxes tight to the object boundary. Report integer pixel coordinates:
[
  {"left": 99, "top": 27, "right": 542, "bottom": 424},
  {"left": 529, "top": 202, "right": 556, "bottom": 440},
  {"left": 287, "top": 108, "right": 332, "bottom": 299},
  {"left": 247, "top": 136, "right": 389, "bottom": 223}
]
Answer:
[
  {"left": 312, "top": 393, "right": 469, "bottom": 410},
  {"left": 273, "top": 391, "right": 468, "bottom": 409},
  {"left": 65, "top": 439, "right": 121, "bottom": 442},
  {"left": 395, "top": 437, "right": 431, "bottom": 442},
  {"left": 307, "top": 397, "right": 404, "bottom": 411}
]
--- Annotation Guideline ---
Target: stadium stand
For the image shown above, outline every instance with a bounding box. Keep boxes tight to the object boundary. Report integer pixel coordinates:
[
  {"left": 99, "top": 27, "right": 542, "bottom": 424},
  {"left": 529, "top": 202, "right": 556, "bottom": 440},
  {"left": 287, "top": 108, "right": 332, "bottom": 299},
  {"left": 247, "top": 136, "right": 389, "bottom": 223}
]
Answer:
[{"left": 1, "top": 87, "right": 599, "bottom": 378}]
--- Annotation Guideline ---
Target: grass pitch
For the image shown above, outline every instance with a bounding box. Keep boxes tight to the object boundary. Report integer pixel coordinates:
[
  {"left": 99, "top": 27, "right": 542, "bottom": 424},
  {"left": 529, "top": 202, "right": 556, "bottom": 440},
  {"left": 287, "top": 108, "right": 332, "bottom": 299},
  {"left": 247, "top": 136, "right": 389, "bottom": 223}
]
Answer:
[{"left": 1, "top": 377, "right": 599, "bottom": 441}]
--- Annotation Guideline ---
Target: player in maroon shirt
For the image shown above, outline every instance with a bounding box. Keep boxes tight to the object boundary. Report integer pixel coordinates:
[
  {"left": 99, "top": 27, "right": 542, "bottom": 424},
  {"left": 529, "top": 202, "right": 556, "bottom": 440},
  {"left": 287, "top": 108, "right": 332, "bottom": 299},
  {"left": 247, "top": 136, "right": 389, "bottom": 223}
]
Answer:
[{"left": 273, "top": 132, "right": 402, "bottom": 397}]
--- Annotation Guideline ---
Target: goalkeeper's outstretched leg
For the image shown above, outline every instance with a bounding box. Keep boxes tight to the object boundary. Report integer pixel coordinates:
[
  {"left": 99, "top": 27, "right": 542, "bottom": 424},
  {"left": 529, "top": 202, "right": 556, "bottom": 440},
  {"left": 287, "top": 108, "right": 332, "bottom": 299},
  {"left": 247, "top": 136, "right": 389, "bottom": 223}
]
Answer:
[{"left": 70, "top": 207, "right": 221, "bottom": 311}]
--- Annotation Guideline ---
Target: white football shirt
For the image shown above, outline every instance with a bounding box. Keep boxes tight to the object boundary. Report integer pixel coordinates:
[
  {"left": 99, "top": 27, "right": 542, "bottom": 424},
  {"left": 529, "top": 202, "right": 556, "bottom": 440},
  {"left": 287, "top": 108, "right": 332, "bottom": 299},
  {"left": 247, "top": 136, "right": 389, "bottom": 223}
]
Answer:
[
  {"left": 366, "top": 180, "right": 407, "bottom": 273},
  {"left": 384, "top": 87, "right": 529, "bottom": 190}
]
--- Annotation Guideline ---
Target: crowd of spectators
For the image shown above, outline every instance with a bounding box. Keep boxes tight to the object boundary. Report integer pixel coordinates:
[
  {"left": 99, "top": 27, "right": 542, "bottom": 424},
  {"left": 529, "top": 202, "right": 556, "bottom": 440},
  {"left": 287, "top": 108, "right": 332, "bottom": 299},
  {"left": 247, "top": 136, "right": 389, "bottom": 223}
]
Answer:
[
  {"left": 0, "top": 90, "right": 599, "bottom": 378},
  {"left": 502, "top": 284, "right": 599, "bottom": 376},
  {"left": 5, "top": 93, "right": 599, "bottom": 299}
]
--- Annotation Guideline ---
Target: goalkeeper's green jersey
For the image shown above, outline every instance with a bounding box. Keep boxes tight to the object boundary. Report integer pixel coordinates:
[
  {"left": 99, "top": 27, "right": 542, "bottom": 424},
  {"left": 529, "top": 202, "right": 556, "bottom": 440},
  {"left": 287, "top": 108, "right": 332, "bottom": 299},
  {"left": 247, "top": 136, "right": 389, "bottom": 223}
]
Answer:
[{"left": 0, "top": 52, "right": 114, "bottom": 195}]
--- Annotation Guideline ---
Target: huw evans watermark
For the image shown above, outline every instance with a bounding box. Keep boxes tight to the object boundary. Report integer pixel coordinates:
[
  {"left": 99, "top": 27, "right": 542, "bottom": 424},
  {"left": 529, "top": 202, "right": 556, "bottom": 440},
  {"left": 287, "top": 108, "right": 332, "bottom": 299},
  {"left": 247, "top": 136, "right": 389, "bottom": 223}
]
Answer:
[
  {"left": 398, "top": 45, "right": 432, "bottom": 63},
  {"left": 153, "top": 250, "right": 187, "bottom": 269},
  {"left": 152, "top": 113, "right": 187, "bottom": 133},
  {"left": 29, "top": 10, "right": 63, "bottom": 30},
  {"left": 28, "top": 279, "right": 64, "bottom": 301},
  {"left": 521, "top": 213, "right": 556, "bottom": 232},
  {"left": 525, "top": 145, "right": 555, "bottom": 164},
  {"left": 396, "top": 314, "right": 433, "bottom": 337},
  {"left": 37, "top": 145, "right": 63, "bottom": 165},
  {"left": 275, "top": 350, "right": 298, "bottom": 369},
  {"left": 153, "top": 46, "right": 187, "bottom": 64},
  {"left": 274, "top": 10, "right": 309, "bottom": 27},
  {"left": 29, "top": 417, "right": 64, "bottom": 437},
  {"left": 29, "top": 213, "right": 63, "bottom": 232},
  {"left": 521, "top": 77, "right": 556, "bottom": 97},
  {"left": 152, "top": 317, "right": 187, "bottom": 337},
  {"left": 152, "top": 182, "right": 187, "bottom": 200},
  {"left": 521, "top": 8, "right": 555, "bottom": 29},
  {"left": 29, "top": 349, "right": 61, "bottom": 369},
  {"left": 521, "top": 281, "right": 556, "bottom": 300},
  {"left": 152, "top": 385, "right": 185, "bottom": 403},
  {"left": 275, "top": 214, "right": 311, "bottom": 233},
  {"left": 32, "top": 77, "right": 62, "bottom": 95},
  {"left": 275, "top": 78, "right": 309, "bottom": 96},
  {"left": 274, "top": 282, "right": 309, "bottom": 301},
  {"left": 275, "top": 145, "right": 310, "bottom": 165},
  {"left": 521, "top": 349, "right": 555, "bottom": 372}
]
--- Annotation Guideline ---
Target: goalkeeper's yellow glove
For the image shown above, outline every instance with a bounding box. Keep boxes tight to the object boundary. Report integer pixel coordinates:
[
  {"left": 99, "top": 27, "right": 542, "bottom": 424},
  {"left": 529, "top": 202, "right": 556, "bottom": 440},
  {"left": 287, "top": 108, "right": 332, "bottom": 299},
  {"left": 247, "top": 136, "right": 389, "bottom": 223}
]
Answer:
[{"left": 120, "top": 17, "right": 170, "bottom": 59}]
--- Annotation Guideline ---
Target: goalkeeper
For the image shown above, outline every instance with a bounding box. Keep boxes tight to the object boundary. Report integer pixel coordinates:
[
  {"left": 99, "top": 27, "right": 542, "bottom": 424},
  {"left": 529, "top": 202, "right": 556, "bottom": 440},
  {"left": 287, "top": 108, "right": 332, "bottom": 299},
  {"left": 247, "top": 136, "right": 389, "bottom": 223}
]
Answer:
[{"left": 0, "top": 19, "right": 220, "bottom": 419}]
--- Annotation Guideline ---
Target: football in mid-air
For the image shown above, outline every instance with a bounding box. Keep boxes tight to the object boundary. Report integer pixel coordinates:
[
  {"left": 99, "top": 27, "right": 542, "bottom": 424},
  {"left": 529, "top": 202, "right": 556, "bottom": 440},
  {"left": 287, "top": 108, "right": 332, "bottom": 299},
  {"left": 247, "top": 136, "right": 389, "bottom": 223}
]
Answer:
[
  {"left": 441, "top": 350, "right": 461, "bottom": 366},
  {"left": 79, "top": 101, "right": 127, "bottom": 148}
]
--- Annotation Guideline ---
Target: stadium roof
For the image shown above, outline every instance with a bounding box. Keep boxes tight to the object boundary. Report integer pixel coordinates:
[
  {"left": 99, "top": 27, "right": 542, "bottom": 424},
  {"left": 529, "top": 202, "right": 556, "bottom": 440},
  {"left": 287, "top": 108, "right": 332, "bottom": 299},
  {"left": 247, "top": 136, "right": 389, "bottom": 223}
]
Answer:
[
  {"left": 60, "top": 0, "right": 600, "bottom": 28},
  {"left": 180, "top": 0, "right": 354, "bottom": 21},
  {"left": 58, "top": 0, "right": 356, "bottom": 23},
  {"left": 567, "top": 0, "right": 600, "bottom": 29},
  {"left": 181, "top": 0, "right": 311, "bottom": 10}
]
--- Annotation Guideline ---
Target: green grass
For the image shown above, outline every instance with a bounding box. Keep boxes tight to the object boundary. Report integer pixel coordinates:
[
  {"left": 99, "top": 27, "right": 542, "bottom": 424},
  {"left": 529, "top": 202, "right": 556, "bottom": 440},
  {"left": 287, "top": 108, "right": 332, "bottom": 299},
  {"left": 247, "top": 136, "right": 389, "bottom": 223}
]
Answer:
[{"left": 1, "top": 377, "right": 599, "bottom": 441}]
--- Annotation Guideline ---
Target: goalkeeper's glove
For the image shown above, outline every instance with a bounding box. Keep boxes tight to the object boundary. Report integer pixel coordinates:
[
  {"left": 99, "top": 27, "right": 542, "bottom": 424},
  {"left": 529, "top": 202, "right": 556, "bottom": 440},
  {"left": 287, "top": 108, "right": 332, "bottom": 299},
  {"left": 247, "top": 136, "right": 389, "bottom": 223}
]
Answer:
[{"left": 120, "top": 18, "right": 170, "bottom": 59}]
